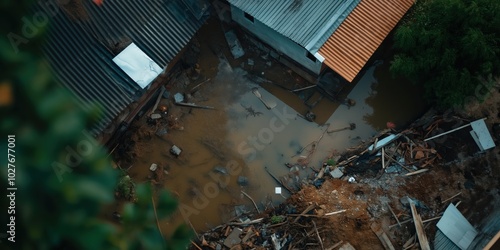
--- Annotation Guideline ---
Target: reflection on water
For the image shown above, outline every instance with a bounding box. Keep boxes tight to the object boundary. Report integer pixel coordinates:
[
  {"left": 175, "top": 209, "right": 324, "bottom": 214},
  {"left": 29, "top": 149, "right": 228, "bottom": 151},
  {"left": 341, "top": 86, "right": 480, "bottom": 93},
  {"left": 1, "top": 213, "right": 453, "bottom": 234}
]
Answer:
[
  {"left": 363, "top": 61, "right": 428, "bottom": 130},
  {"left": 223, "top": 59, "right": 428, "bottom": 220}
]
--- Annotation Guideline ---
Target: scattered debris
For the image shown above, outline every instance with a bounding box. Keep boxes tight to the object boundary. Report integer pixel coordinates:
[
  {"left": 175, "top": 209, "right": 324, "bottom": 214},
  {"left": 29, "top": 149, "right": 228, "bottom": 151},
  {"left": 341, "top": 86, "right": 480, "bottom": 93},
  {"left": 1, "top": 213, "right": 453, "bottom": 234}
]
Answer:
[
  {"left": 241, "top": 191, "right": 260, "bottom": 214},
  {"left": 329, "top": 167, "right": 344, "bottom": 179},
  {"left": 149, "top": 163, "right": 158, "bottom": 171},
  {"left": 252, "top": 87, "right": 276, "bottom": 110},
  {"left": 170, "top": 145, "right": 182, "bottom": 156},
  {"left": 190, "top": 78, "right": 211, "bottom": 94},
  {"left": 370, "top": 222, "right": 395, "bottom": 250},
  {"left": 247, "top": 58, "right": 254, "bottom": 66},
  {"left": 327, "top": 123, "right": 356, "bottom": 134},
  {"left": 155, "top": 128, "right": 167, "bottom": 136},
  {"left": 237, "top": 176, "right": 249, "bottom": 186},
  {"left": 174, "top": 92, "right": 184, "bottom": 103},
  {"left": 240, "top": 103, "right": 263, "bottom": 118},
  {"left": 213, "top": 166, "right": 228, "bottom": 175},
  {"left": 223, "top": 227, "right": 243, "bottom": 248},
  {"left": 225, "top": 30, "right": 245, "bottom": 59},
  {"left": 176, "top": 102, "right": 215, "bottom": 110},
  {"left": 150, "top": 113, "right": 162, "bottom": 120},
  {"left": 305, "top": 111, "right": 316, "bottom": 122}
]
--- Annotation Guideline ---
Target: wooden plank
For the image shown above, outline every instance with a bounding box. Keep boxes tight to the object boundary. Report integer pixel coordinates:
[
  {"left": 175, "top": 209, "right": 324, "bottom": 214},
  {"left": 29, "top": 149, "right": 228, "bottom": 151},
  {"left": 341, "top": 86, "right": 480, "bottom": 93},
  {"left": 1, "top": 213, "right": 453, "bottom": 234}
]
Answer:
[
  {"left": 409, "top": 199, "right": 430, "bottom": 250},
  {"left": 370, "top": 223, "right": 395, "bottom": 250}
]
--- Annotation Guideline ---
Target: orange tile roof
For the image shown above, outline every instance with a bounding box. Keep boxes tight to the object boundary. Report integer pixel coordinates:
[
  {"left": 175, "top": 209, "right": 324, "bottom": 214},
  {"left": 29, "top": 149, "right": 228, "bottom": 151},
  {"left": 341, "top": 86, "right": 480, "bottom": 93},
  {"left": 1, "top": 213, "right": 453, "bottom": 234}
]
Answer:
[{"left": 318, "top": 0, "right": 414, "bottom": 82}]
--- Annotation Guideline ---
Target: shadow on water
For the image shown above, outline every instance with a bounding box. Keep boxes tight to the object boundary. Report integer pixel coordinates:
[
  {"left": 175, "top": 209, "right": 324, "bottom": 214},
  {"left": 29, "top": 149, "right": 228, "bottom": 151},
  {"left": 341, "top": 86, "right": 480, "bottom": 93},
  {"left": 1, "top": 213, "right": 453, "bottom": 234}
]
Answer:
[{"left": 363, "top": 61, "right": 428, "bottom": 130}]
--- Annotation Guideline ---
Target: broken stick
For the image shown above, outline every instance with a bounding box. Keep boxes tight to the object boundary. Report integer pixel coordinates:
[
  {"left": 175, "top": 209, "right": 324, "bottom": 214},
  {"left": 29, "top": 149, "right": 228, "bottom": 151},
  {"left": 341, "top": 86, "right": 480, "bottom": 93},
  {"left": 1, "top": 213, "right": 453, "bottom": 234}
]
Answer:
[
  {"left": 241, "top": 190, "right": 260, "bottom": 214},
  {"left": 190, "top": 78, "right": 211, "bottom": 93},
  {"left": 264, "top": 166, "right": 292, "bottom": 193},
  {"left": 386, "top": 203, "right": 401, "bottom": 227},
  {"left": 293, "top": 203, "right": 316, "bottom": 223},
  {"left": 324, "top": 209, "right": 347, "bottom": 216},
  {"left": 404, "top": 168, "right": 429, "bottom": 176},
  {"left": 312, "top": 220, "right": 324, "bottom": 250},
  {"left": 441, "top": 191, "right": 462, "bottom": 204}
]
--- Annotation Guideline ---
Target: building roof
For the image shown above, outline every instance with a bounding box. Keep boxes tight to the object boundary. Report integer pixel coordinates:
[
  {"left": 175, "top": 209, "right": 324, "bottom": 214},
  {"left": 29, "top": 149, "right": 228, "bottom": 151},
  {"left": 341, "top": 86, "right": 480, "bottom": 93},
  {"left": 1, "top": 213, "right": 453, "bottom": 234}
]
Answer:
[
  {"left": 434, "top": 229, "right": 462, "bottom": 250},
  {"left": 436, "top": 204, "right": 478, "bottom": 250},
  {"left": 318, "top": 0, "right": 414, "bottom": 82},
  {"left": 38, "top": 0, "right": 207, "bottom": 135},
  {"left": 227, "top": 0, "right": 359, "bottom": 52}
]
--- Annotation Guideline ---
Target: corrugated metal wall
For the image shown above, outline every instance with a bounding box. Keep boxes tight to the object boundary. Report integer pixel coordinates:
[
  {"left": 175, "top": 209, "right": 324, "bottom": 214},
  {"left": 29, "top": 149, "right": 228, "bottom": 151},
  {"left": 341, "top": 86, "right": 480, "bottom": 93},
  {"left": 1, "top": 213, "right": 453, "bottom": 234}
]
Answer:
[
  {"left": 228, "top": 0, "right": 358, "bottom": 51},
  {"left": 37, "top": 0, "right": 207, "bottom": 135}
]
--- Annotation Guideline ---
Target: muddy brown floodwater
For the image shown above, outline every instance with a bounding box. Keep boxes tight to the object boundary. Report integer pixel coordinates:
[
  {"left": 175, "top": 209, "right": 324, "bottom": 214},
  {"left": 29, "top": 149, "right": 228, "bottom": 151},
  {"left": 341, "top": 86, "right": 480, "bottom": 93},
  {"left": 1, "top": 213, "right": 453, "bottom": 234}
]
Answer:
[{"left": 117, "top": 18, "right": 428, "bottom": 237}]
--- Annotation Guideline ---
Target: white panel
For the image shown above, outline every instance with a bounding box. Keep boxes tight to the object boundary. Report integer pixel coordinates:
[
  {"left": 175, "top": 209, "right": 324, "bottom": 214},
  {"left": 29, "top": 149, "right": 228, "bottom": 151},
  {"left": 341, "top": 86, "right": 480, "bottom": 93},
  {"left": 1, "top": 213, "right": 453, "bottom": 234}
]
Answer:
[
  {"left": 113, "top": 43, "right": 163, "bottom": 89},
  {"left": 470, "top": 119, "right": 495, "bottom": 151}
]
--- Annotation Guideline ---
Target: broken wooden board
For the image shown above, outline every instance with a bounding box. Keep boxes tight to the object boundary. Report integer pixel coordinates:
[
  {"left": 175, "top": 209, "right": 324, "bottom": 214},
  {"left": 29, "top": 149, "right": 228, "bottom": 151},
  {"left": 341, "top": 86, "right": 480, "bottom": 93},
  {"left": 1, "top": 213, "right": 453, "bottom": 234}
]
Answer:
[
  {"left": 370, "top": 222, "right": 395, "bottom": 250},
  {"left": 338, "top": 242, "right": 356, "bottom": 250},
  {"left": 409, "top": 199, "right": 430, "bottom": 250}
]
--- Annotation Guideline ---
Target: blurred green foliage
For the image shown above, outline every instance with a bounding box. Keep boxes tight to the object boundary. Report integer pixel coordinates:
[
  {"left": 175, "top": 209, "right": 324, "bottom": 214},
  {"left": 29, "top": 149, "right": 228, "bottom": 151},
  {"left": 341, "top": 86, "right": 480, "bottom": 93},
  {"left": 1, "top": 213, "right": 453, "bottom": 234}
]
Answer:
[
  {"left": 391, "top": 0, "right": 500, "bottom": 108},
  {"left": 0, "top": 1, "right": 191, "bottom": 249}
]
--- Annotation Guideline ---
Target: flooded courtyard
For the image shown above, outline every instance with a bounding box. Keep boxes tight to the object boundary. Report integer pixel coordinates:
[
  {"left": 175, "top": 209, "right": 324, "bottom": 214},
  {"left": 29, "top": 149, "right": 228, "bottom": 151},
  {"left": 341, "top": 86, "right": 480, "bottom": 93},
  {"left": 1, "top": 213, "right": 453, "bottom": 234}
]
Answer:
[{"left": 113, "top": 18, "right": 428, "bottom": 236}]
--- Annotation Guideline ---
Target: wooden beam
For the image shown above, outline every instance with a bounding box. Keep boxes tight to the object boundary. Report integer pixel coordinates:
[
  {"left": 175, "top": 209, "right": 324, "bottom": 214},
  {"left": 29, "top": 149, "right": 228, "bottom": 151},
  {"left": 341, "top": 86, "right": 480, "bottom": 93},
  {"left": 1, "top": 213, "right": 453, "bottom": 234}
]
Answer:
[
  {"left": 409, "top": 199, "right": 430, "bottom": 250},
  {"left": 370, "top": 223, "right": 395, "bottom": 250}
]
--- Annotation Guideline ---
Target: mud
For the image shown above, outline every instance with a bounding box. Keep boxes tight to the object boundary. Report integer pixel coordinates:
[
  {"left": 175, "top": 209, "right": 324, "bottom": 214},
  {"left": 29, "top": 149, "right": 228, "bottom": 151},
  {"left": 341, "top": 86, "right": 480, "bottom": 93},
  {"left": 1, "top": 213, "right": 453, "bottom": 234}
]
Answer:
[{"left": 111, "top": 14, "right": 432, "bottom": 238}]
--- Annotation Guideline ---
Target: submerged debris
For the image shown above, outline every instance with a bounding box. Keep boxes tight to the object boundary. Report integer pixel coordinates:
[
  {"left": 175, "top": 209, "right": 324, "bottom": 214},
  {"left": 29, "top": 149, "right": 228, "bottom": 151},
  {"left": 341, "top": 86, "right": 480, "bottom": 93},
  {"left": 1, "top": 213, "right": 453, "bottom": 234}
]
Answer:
[{"left": 240, "top": 103, "right": 263, "bottom": 118}]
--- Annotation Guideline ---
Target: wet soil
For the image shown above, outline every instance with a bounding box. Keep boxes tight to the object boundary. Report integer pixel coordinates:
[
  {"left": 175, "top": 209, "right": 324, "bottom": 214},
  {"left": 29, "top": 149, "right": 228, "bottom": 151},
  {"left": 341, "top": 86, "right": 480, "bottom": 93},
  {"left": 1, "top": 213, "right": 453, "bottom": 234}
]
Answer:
[{"left": 111, "top": 14, "right": 433, "bottom": 239}]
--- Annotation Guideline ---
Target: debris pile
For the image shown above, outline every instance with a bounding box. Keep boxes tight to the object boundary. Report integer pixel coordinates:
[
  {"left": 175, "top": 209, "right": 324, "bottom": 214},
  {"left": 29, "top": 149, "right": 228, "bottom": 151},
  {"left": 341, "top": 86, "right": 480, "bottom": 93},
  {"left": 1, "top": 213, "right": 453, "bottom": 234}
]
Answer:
[
  {"left": 191, "top": 202, "right": 348, "bottom": 250},
  {"left": 189, "top": 112, "right": 500, "bottom": 249}
]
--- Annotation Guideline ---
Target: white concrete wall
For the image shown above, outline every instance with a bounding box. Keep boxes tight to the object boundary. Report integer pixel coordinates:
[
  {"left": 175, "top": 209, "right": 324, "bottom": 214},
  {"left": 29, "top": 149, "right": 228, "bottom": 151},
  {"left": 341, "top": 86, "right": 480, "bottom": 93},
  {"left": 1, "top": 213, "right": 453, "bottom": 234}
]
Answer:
[{"left": 230, "top": 5, "right": 323, "bottom": 75}]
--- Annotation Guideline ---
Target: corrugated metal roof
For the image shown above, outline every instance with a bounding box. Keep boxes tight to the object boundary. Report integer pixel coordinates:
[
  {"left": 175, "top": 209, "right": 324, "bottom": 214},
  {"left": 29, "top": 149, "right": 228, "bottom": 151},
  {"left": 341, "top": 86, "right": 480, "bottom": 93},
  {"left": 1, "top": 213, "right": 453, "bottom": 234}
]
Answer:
[
  {"left": 318, "top": 0, "right": 414, "bottom": 82},
  {"left": 437, "top": 204, "right": 478, "bottom": 250},
  {"left": 435, "top": 229, "right": 461, "bottom": 250},
  {"left": 227, "top": 0, "right": 359, "bottom": 52},
  {"left": 37, "top": 0, "right": 207, "bottom": 135}
]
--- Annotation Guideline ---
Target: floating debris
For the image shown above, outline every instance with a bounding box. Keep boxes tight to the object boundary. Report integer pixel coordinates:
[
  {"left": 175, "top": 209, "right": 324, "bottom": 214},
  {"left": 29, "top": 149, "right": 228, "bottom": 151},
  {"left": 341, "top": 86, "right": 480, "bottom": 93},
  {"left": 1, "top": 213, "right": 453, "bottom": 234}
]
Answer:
[
  {"left": 240, "top": 103, "right": 263, "bottom": 118},
  {"left": 170, "top": 145, "right": 182, "bottom": 156}
]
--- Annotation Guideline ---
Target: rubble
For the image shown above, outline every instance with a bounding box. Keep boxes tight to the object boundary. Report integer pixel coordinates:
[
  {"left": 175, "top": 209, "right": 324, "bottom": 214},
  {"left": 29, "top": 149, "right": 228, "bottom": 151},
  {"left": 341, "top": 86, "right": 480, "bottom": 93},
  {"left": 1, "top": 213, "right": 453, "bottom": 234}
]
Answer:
[{"left": 188, "top": 111, "right": 500, "bottom": 249}]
